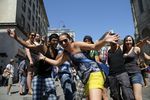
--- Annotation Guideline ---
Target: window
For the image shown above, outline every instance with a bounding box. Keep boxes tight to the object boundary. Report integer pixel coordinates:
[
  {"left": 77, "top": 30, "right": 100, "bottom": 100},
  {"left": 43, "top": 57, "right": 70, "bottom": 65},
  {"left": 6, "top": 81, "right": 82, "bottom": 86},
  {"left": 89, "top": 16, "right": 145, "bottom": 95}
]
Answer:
[
  {"left": 36, "top": 0, "right": 39, "bottom": 8},
  {"left": 33, "top": 3, "right": 35, "bottom": 14},
  {"left": 32, "top": 16, "right": 35, "bottom": 27},
  {"left": 39, "top": 7, "right": 41, "bottom": 15},
  {"left": 38, "top": 16, "right": 40, "bottom": 25},
  {"left": 35, "top": 22, "right": 38, "bottom": 32},
  {"left": 21, "top": 15, "right": 25, "bottom": 28},
  {"left": 22, "top": 2, "right": 26, "bottom": 12},
  {"left": 138, "top": 0, "right": 144, "bottom": 13},
  {"left": 28, "top": 0, "right": 32, "bottom": 6},
  {"left": 27, "top": 23, "right": 30, "bottom": 33},
  {"left": 28, "top": 8, "right": 31, "bottom": 20},
  {"left": 23, "top": 0, "right": 26, "bottom": 3},
  {"left": 36, "top": 10, "right": 38, "bottom": 21}
]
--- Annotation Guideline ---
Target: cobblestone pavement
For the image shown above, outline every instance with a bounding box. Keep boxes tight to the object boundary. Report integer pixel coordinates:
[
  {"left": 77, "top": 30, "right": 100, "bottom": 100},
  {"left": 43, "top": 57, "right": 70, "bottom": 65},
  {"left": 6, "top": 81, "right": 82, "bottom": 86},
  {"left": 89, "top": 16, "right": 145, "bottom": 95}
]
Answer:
[{"left": 0, "top": 81, "right": 150, "bottom": 100}]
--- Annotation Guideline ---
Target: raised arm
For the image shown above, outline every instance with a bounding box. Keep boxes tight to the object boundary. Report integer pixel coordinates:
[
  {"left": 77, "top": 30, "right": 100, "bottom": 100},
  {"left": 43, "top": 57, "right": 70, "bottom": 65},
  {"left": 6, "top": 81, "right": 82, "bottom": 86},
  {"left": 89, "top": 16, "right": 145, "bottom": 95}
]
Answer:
[
  {"left": 74, "top": 32, "right": 119, "bottom": 51},
  {"left": 144, "top": 52, "right": 150, "bottom": 60},
  {"left": 136, "top": 36, "right": 149, "bottom": 47},
  {"left": 7, "top": 29, "right": 38, "bottom": 50}
]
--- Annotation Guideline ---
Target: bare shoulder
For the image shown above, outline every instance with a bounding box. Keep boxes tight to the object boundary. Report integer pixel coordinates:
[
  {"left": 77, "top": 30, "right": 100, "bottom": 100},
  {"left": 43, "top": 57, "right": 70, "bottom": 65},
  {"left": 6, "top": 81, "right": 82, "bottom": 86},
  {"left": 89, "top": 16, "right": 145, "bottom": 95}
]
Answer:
[
  {"left": 134, "top": 46, "right": 140, "bottom": 50},
  {"left": 25, "top": 40, "right": 30, "bottom": 44},
  {"left": 134, "top": 46, "right": 140, "bottom": 53}
]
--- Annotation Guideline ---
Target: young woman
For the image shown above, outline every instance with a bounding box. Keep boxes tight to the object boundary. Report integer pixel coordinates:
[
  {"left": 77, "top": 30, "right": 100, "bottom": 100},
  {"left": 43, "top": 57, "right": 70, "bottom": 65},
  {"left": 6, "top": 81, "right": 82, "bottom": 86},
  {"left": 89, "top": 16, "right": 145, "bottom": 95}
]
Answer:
[
  {"left": 7, "top": 29, "right": 59, "bottom": 100},
  {"left": 108, "top": 40, "right": 134, "bottom": 100},
  {"left": 83, "top": 35, "right": 109, "bottom": 100},
  {"left": 37, "top": 32, "right": 118, "bottom": 100},
  {"left": 25, "top": 32, "right": 36, "bottom": 95},
  {"left": 123, "top": 35, "right": 144, "bottom": 100}
]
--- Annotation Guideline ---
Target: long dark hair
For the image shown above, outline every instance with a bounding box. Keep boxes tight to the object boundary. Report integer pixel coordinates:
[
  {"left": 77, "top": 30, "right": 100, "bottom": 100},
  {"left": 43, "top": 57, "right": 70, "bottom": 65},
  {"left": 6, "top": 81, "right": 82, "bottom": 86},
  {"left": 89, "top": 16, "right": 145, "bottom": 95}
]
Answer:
[{"left": 123, "top": 35, "right": 135, "bottom": 54}]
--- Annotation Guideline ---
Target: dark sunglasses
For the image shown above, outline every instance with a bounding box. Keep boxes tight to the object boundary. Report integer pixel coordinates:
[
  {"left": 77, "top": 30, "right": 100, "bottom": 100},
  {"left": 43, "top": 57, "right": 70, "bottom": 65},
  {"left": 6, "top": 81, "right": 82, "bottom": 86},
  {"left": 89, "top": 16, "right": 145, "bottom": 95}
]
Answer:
[
  {"left": 59, "top": 39, "right": 69, "bottom": 44},
  {"left": 30, "top": 34, "right": 35, "bottom": 37}
]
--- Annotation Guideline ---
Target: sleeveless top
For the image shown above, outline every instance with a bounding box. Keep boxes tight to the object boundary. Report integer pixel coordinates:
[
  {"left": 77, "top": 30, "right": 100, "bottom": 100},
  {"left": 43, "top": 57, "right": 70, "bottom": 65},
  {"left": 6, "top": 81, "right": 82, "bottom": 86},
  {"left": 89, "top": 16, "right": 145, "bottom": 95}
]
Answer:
[
  {"left": 66, "top": 51, "right": 100, "bottom": 84},
  {"left": 34, "top": 47, "right": 58, "bottom": 76},
  {"left": 108, "top": 47, "right": 126, "bottom": 75},
  {"left": 124, "top": 48, "right": 141, "bottom": 74},
  {"left": 25, "top": 41, "right": 38, "bottom": 64}
]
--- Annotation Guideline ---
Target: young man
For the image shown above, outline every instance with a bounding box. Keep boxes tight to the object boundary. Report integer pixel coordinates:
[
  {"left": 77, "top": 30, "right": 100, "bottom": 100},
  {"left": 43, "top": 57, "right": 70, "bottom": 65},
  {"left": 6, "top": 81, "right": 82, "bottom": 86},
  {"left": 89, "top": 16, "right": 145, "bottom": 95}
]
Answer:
[{"left": 107, "top": 35, "right": 134, "bottom": 100}]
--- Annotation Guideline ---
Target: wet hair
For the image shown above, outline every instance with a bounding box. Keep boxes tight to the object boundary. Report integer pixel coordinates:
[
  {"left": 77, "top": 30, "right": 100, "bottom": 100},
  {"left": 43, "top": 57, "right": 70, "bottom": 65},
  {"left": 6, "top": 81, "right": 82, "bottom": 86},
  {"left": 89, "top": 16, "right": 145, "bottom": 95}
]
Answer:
[
  {"left": 83, "top": 35, "right": 94, "bottom": 43},
  {"left": 59, "top": 32, "right": 71, "bottom": 40},
  {"left": 123, "top": 35, "right": 135, "bottom": 54},
  {"left": 48, "top": 33, "right": 59, "bottom": 41}
]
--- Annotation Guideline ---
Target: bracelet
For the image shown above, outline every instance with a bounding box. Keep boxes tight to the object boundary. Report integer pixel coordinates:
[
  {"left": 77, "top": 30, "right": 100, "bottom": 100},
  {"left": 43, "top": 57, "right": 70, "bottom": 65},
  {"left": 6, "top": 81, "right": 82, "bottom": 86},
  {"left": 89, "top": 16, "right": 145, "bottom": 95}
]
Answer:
[{"left": 43, "top": 56, "right": 46, "bottom": 61}]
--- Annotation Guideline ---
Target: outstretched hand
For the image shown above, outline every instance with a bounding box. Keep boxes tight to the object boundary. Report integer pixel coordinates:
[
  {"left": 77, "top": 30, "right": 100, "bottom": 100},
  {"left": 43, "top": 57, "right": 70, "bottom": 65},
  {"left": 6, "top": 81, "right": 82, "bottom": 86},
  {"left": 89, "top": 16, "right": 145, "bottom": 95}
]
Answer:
[
  {"left": 36, "top": 53, "right": 45, "bottom": 61},
  {"left": 7, "top": 29, "right": 16, "bottom": 38},
  {"left": 103, "top": 32, "right": 119, "bottom": 43}
]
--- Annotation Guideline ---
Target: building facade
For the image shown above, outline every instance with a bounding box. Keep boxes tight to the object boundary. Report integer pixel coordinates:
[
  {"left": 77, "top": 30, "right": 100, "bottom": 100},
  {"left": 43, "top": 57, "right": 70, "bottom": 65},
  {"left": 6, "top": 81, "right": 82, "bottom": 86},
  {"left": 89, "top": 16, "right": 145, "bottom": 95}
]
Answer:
[
  {"left": 0, "top": 0, "right": 49, "bottom": 66},
  {"left": 130, "top": 0, "right": 150, "bottom": 40},
  {"left": 130, "top": 0, "right": 150, "bottom": 57}
]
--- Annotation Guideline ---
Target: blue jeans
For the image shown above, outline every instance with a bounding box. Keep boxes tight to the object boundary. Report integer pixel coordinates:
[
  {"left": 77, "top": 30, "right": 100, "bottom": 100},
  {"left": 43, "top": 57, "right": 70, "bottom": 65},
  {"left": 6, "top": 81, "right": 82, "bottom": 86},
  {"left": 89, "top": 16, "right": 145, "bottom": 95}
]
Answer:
[
  {"left": 108, "top": 72, "right": 135, "bottom": 100},
  {"left": 128, "top": 72, "right": 144, "bottom": 85}
]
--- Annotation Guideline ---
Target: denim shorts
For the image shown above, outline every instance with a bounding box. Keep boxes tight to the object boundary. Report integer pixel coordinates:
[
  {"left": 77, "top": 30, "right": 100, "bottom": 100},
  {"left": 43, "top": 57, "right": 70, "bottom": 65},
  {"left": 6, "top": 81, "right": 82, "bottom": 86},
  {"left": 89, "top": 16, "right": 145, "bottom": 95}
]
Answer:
[{"left": 129, "top": 73, "right": 144, "bottom": 85}]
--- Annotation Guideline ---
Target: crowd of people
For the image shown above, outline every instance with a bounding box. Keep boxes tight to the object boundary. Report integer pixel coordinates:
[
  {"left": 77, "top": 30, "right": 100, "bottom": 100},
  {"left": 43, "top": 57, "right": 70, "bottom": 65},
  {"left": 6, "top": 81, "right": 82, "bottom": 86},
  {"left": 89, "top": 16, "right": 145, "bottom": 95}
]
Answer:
[{"left": 0, "top": 29, "right": 149, "bottom": 100}]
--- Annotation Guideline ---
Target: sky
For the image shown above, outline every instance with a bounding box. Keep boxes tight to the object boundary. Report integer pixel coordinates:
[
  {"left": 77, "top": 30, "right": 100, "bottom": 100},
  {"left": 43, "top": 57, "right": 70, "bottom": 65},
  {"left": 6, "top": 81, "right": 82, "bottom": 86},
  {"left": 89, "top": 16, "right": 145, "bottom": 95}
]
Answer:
[{"left": 43, "top": 0, "right": 134, "bottom": 41}]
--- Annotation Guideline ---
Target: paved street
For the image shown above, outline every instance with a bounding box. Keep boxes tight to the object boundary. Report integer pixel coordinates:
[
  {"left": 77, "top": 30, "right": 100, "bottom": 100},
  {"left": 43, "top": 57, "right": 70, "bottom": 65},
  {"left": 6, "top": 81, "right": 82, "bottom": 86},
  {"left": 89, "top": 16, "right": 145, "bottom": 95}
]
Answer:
[
  {"left": 0, "top": 80, "right": 150, "bottom": 100},
  {"left": 0, "top": 81, "right": 64, "bottom": 100}
]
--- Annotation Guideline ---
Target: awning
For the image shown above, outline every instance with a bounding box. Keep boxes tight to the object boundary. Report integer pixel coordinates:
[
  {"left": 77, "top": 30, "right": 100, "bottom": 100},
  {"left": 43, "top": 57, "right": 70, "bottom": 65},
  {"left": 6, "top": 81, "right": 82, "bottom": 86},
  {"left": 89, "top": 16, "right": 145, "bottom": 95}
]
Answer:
[{"left": 0, "top": 53, "right": 8, "bottom": 57}]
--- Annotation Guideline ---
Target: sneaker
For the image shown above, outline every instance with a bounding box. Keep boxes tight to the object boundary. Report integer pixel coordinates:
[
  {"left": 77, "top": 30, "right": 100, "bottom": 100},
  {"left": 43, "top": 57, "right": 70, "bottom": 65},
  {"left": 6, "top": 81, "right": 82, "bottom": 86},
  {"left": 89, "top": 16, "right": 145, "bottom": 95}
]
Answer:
[{"left": 7, "top": 92, "right": 11, "bottom": 96}]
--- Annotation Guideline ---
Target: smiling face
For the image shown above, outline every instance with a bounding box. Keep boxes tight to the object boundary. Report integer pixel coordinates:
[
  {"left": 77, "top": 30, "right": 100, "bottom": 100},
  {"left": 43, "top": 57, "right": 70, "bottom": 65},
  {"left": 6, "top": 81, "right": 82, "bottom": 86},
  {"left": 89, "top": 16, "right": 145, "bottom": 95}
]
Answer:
[
  {"left": 125, "top": 36, "right": 134, "bottom": 48},
  {"left": 49, "top": 38, "right": 59, "bottom": 48},
  {"left": 59, "top": 33, "right": 71, "bottom": 49}
]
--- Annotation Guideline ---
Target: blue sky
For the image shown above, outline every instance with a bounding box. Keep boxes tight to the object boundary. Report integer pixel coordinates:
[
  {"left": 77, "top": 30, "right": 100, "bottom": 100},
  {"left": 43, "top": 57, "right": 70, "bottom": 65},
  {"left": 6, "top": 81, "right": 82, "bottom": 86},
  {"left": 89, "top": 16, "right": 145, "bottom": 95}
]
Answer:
[{"left": 43, "top": 0, "right": 134, "bottom": 41}]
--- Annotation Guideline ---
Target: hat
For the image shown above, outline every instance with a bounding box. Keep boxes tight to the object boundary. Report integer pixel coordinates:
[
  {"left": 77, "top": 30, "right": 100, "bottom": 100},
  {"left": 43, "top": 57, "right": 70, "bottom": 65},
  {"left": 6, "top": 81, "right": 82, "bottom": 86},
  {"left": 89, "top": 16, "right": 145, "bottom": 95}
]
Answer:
[{"left": 10, "top": 59, "right": 14, "bottom": 62}]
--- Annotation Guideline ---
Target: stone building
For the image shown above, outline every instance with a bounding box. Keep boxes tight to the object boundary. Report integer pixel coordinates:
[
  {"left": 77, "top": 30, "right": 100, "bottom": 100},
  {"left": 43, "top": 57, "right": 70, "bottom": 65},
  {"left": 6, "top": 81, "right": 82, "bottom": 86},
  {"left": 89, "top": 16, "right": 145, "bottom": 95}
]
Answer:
[
  {"left": 130, "top": 0, "right": 150, "bottom": 57},
  {"left": 0, "top": 0, "right": 49, "bottom": 66}
]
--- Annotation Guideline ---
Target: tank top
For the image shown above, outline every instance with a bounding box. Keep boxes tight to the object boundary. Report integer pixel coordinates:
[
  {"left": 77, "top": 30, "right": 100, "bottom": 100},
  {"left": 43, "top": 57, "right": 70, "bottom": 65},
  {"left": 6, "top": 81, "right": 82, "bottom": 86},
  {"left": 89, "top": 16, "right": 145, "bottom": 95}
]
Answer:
[
  {"left": 66, "top": 51, "right": 100, "bottom": 84},
  {"left": 34, "top": 47, "right": 58, "bottom": 76},
  {"left": 124, "top": 48, "right": 141, "bottom": 73},
  {"left": 108, "top": 47, "right": 126, "bottom": 75}
]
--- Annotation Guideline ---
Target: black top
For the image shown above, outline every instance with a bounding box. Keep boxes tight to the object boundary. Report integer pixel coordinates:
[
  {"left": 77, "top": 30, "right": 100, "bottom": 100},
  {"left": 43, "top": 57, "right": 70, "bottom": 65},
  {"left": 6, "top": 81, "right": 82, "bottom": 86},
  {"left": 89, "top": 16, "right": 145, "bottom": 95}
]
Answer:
[
  {"left": 108, "top": 47, "right": 126, "bottom": 75},
  {"left": 124, "top": 49, "right": 141, "bottom": 74},
  {"left": 34, "top": 47, "right": 58, "bottom": 76}
]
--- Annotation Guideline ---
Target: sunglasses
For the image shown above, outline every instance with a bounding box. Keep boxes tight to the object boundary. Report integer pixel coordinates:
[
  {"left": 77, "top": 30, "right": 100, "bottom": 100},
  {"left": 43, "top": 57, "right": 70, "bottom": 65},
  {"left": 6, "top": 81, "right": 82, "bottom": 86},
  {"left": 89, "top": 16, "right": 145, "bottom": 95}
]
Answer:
[
  {"left": 59, "top": 39, "right": 69, "bottom": 44},
  {"left": 30, "top": 34, "right": 35, "bottom": 37}
]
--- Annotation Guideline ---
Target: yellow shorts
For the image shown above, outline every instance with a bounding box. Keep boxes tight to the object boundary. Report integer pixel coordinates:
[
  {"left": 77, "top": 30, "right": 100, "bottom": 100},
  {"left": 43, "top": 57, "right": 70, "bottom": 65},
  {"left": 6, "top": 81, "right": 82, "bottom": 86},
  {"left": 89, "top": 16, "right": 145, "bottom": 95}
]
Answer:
[{"left": 84, "top": 71, "right": 105, "bottom": 96}]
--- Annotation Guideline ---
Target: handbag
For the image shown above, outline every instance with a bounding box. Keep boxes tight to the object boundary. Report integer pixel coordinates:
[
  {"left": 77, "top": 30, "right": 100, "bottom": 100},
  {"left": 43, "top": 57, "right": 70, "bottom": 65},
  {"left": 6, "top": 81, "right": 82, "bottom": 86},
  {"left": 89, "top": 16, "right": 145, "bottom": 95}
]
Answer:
[{"left": 2, "top": 69, "right": 10, "bottom": 78}]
